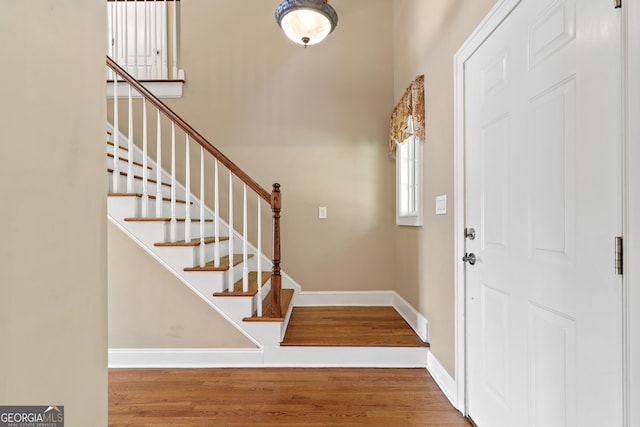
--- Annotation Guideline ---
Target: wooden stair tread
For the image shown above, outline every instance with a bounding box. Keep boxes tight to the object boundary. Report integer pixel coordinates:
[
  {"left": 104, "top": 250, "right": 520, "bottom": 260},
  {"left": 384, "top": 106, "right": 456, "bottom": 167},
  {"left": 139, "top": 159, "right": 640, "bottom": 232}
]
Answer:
[
  {"left": 108, "top": 192, "right": 192, "bottom": 205},
  {"left": 124, "top": 217, "right": 214, "bottom": 222},
  {"left": 184, "top": 254, "right": 253, "bottom": 272},
  {"left": 243, "top": 288, "right": 294, "bottom": 322},
  {"left": 155, "top": 236, "right": 228, "bottom": 247},
  {"left": 279, "top": 306, "right": 430, "bottom": 347},
  {"left": 213, "top": 271, "right": 271, "bottom": 297},
  {"left": 107, "top": 153, "right": 152, "bottom": 169}
]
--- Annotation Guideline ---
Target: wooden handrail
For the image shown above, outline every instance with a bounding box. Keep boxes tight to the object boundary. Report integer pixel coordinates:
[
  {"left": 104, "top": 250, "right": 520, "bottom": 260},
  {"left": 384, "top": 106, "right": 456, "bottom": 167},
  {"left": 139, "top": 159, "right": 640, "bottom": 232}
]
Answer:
[
  {"left": 107, "top": 55, "right": 283, "bottom": 319},
  {"left": 107, "top": 56, "right": 271, "bottom": 203}
]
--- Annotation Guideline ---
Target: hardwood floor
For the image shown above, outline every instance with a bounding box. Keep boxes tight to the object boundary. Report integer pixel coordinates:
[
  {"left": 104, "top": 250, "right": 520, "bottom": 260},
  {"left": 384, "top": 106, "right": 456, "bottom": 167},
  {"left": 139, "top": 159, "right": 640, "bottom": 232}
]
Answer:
[
  {"left": 109, "top": 368, "right": 471, "bottom": 426},
  {"left": 280, "top": 306, "right": 429, "bottom": 347}
]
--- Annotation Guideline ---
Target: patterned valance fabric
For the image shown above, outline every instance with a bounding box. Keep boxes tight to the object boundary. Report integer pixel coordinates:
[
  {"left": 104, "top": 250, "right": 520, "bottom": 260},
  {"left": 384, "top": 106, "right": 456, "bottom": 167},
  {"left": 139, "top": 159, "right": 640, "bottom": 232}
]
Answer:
[{"left": 389, "top": 75, "right": 425, "bottom": 157}]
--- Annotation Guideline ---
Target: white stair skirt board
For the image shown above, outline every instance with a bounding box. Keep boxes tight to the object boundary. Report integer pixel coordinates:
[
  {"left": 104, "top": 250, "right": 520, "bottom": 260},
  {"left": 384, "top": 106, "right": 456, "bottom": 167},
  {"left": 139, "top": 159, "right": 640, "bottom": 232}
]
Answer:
[
  {"left": 426, "top": 350, "right": 458, "bottom": 411},
  {"left": 295, "top": 291, "right": 429, "bottom": 342},
  {"left": 108, "top": 216, "right": 264, "bottom": 347},
  {"left": 108, "top": 346, "right": 429, "bottom": 368}
]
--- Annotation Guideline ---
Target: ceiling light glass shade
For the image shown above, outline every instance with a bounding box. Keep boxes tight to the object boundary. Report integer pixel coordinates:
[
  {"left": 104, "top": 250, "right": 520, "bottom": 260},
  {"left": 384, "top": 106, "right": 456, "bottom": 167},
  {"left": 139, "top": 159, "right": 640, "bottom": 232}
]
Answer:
[{"left": 275, "top": 0, "right": 338, "bottom": 46}]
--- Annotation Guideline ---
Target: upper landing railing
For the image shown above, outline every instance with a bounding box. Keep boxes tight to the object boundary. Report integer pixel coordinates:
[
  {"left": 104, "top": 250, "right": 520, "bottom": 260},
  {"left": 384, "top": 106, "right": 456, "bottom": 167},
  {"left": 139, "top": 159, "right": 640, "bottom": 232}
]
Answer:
[
  {"left": 106, "top": 56, "right": 283, "bottom": 318},
  {"left": 107, "top": 0, "right": 183, "bottom": 81}
]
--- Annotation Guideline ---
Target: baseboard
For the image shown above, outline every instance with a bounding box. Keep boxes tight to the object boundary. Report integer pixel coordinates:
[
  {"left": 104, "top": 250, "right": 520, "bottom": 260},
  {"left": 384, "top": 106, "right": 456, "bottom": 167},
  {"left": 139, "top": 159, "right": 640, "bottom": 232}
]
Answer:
[
  {"left": 295, "top": 291, "right": 428, "bottom": 342},
  {"left": 426, "top": 350, "right": 458, "bottom": 409},
  {"left": 109, "top": 292, "right": 430, "bottom": 369},
  {"left": 109, "top": 348, "right": 265, "bottom": 368},
  {"left": 295, "top": 290, "right": 395, "bottom": 306}
]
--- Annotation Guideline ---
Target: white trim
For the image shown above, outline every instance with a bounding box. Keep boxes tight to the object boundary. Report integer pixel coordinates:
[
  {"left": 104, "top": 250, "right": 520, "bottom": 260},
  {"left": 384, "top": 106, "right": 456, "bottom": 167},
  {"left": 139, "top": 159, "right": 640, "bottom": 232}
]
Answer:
[
  {"left": 426, "top": 350, "right": 458, "bottom": 409},
  {"left": 295, "top": 291, "right": 428, "bottom": 342},
  {"left": 623, "top": 1, "right": 639, "bottom": 425},
  {"left": 295, "top": 290, "right": 395, "bottom": 306},
  {"left": 453, "top": 0, "right": 522, "bottom": 415},
  {"left": 109, "top": 348, "right": 265, "bottom": 368},
  {"left": 107, "top": 81, "right": 183, "bottom": 99},
  {"left": 392, "top": 292, "right": 428, "bottom": 342},
  {"left": 109, "top": 346, "right": 429, "bottom": 369}
]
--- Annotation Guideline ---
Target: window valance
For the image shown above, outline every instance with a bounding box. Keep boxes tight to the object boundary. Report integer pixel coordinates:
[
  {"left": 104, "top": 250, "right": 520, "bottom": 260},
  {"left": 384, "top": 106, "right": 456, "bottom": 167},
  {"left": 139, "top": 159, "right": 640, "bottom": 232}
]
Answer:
[{"left": 389, "top": 75, "right": 425, "bottom": 157}]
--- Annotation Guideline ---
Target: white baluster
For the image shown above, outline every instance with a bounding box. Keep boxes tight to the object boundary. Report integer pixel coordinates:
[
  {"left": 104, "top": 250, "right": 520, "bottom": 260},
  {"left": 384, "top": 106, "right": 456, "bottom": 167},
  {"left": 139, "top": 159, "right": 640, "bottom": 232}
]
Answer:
[
  {"left": 133, "top": 2, "right": 138, "bottom": 78},
  {"left": 143, "top": 1, "right": 148, "bottom": 80},
  {"left": 155, "top": 109, "right": 163, "bottom": 218},
  {"left": 111, "top": 1, "right": 120, "bottom": 67},
  {"left": 107, "top": 3, "right": 113, "bottom": 62},
  {"left": 127, "top": 85, "right": 134, "bottom": 193},
  {"left": 141, "top": 100, "right": 149, "bottom": 217},
  {"left": 123, "top": 2, "right": 128, "bottom": 73},
  {"left": 199, "top": 146, "right": 205, "bottom": 267},
  {"left": 257, "top": 197, "right": 262, "bottom": 317},
  {"left": 170, "top": 122, "right": 177, "bottom": 242},
  {"left": 214, "top": 160, "right": 220, "bottom": 268},
  {"left": 112, "top": 76, "right": 119, "bottom": 193},
  {"left": 184, "top": 135, "right": 191, "bottom": 243},
  {"left": 228, "top": 171, "right": 234, "bottom": 292},
  {"left": 153, "top": 0, "right": 158, "bottom": 80},
  {"left": 242, "top": 184, "right": 249, "bottom": 292},
  {"left": 172, "top": 0, "right": 178, "bottom": 79}
]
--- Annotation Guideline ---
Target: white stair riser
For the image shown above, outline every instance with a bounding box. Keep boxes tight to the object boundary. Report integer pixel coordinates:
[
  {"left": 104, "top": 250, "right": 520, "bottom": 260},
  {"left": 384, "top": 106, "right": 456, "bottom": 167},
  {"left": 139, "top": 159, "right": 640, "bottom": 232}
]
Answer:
[
  {"left": 154, "top": 241, "right": 231, "bottom": 268},
  {"left": 119, "top": 218, "right": 216, "bottom": 245},
  {"left": 107, "top": 146, "right": 145, "bottom": 165},
  {"left": 109, "top": 173, "right": 176, "bottom": 199},
  {"left": 107, "top": 196, "right": 207, "bottom": 223},
  {"left": 183, "top": 271, "right": 227, "bottom": 294},
  {"left": 213, "top": 297, "right": 255, "bottom": 319},
  {"left": 107, "top": 157, "right": 152, "bottom": 179}
]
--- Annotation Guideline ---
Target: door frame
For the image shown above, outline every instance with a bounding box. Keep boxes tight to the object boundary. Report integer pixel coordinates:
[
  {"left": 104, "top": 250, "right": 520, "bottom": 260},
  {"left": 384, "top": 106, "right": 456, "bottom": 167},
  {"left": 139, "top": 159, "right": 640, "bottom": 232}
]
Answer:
[{"left": 452, "top": 0, "right": 635, "bottom": 423}]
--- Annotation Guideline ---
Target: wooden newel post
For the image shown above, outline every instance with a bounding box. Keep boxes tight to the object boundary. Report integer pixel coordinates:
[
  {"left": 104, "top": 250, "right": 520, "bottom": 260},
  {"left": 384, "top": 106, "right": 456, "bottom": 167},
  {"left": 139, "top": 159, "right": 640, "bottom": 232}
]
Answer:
[{"left": 270, "top": 183, "right": 282, "bottom": 318}]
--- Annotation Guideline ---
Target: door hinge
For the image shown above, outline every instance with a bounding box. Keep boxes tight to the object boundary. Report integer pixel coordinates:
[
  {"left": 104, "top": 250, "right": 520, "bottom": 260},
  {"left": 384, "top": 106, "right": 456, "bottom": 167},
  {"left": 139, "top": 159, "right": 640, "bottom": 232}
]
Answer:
[
  {"left": 615, "top": 0, "right": 622, "bottom": 9},
  {"left": 615, "top": 236, "right": 623, "bottom": 275}
]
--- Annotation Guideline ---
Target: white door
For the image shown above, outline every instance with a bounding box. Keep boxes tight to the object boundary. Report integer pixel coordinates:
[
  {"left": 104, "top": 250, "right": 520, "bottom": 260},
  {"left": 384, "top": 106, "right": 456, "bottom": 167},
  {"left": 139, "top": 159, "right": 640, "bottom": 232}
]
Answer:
[{"left": 464, "top": 0, "right": 622, "bottom": 426}]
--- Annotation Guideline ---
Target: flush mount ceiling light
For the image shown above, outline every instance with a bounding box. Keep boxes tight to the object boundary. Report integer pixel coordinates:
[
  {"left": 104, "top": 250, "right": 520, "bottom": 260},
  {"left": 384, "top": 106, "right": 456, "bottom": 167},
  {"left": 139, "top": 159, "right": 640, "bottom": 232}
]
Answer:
[{"left": 275, "top": 0, "right": 338, "bottom": 47}]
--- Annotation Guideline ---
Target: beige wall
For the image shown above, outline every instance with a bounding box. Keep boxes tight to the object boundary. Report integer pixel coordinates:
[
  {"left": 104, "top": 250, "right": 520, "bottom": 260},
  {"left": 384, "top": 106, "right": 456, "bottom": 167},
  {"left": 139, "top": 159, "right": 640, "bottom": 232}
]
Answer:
[
  {"left": 166, "top": 0, "right": 396, "bottom": 292},
  {"left": 393, "top": 0, "right": 496, "bottom": 377},
  {"left": 0, "top": 1, "right": 107, "bottom": 425},
  {"left": 107, "top": 0, "right": 496, "bottom": 372},
  {"left": 108, "top": 0, "right": 396, "bottom": 349},
  {"left": 108, "top": 223, "right": 255, "bottom": 348}
]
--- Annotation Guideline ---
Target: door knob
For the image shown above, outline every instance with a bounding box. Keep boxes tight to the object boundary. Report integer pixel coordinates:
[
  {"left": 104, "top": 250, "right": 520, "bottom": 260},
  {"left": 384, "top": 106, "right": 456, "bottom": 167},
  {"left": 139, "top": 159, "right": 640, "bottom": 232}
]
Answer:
[{"left": 462, "top": 253, "right": 476, "bottom": 265}]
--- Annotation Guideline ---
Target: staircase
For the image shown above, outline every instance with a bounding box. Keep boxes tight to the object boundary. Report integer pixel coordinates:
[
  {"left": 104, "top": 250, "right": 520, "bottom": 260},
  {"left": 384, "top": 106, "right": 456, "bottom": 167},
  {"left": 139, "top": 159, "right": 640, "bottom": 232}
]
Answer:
[
  {"left": 107, "top": 128, "right": 297, "bottom": 347},
  {"left": 106, "top": 56, "right": 429, "bottom": 368}
]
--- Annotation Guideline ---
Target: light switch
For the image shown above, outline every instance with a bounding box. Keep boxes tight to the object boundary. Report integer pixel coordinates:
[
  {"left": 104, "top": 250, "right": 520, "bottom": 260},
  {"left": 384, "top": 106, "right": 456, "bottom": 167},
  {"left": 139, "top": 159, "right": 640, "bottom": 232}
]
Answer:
[
  {"left": 319, "top": 206, "right": 327, "bottom": 219},
  {"left": 435, "top": 195, "right": 447, "bottom": 215}
]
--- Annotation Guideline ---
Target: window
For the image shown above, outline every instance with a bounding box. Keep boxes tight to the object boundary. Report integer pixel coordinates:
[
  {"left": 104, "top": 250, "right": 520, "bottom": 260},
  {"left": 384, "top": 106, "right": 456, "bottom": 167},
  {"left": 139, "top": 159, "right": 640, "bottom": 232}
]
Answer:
[{"left": 396, "top": 115, "right": 423, "bottom": 226}]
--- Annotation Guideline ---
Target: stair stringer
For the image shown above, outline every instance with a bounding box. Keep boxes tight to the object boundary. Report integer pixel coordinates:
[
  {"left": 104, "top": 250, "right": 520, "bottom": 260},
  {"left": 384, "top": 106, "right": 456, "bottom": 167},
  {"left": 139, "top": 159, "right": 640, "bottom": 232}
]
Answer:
[{"left": 108, "top": 213, "right": 292, "bottom": 349}]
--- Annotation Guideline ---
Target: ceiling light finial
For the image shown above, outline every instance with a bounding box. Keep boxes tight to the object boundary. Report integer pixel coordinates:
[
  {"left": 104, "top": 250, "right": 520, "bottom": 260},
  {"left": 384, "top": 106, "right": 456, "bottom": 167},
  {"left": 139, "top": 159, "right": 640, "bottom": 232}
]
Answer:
[{"left": 275, "top": 0, "right": 338, "bottom": 47}]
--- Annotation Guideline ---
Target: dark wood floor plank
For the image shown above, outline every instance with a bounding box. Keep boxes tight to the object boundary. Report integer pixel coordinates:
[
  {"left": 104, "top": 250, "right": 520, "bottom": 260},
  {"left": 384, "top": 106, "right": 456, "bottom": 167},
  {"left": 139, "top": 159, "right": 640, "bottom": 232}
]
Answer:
[
  {"left": 109, "top": 368, "right": 470, "bottom": 426},
  {"left": 280, "top": 306, "right": 429, "bottom": 347}
]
